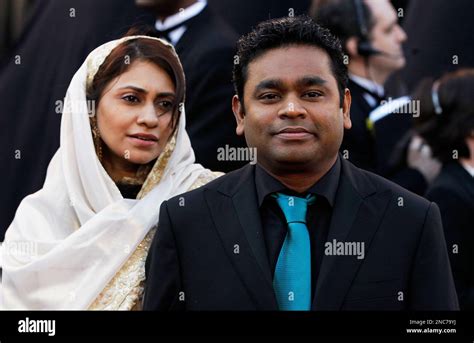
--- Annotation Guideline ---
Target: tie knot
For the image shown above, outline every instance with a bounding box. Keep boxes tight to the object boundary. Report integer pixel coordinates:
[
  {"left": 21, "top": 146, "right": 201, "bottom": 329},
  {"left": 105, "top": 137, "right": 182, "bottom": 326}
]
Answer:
[{"left": 272, "top": 193, "right": 315, "bottom": 224}]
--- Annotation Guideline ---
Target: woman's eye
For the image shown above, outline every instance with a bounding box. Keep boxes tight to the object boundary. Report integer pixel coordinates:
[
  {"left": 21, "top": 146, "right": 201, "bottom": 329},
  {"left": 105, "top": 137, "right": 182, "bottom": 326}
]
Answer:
[
  {"left": 158, "top": 100, "right": 173, "bottom": 110},
  {"left": 122, "top": 95, "right": 139, "bottom": 103}
]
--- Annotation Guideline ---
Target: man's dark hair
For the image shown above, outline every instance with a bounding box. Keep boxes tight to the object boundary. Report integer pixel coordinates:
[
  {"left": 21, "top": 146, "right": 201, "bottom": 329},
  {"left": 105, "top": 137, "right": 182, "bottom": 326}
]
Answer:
[
  {"left": 310, "top": 0, "right": 375, "bottom": 55},
  {"left": 232, "top": 15, "right": 348, "bottom": 107}
]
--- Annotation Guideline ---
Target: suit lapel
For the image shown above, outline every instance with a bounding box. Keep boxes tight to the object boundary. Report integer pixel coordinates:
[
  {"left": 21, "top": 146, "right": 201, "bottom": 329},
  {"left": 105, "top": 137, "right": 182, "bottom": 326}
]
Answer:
[
  {"left": 313, "top": 159, "right": 392, "bottom": 310},
  {"left": 204, "top": 165, "right": 278, "bottom": 310},
  {"left": 204, "top": 160, "right": 393, "bottom": 311}
]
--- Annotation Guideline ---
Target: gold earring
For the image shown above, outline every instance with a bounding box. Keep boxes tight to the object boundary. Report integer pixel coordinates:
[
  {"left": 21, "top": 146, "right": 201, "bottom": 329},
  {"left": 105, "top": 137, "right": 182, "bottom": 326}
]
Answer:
[{"left": 91, "top": 118, "right": 103, "bottom": 162}]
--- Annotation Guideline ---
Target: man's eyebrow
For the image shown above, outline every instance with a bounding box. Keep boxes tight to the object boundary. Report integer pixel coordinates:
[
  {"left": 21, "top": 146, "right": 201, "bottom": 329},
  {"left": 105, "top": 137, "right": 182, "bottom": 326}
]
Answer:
[
  {"left": 254, "top": 79, "right": 285, "bottom": 92},
  {"left": 385, "top": 18, "right": 398, "bottom": 31},
  {"left": 297, "top": 76, "right": 328, "bottom": 88},
  {"left": 254, "top": 76, "right": 328, "bottom": 93}
]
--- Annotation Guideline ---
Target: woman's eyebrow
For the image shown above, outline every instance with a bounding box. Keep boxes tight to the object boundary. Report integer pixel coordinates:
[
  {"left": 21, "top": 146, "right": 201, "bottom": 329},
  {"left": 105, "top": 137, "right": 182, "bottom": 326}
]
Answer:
[
  {"left": 117, "top": 86, "right": 175, "bottom": 98},
  {"left": 118, "top": 85, "right": 147, "bottom": 94},
  {"left": 155, "top": 92, "right": 176, "bottom": 98}
]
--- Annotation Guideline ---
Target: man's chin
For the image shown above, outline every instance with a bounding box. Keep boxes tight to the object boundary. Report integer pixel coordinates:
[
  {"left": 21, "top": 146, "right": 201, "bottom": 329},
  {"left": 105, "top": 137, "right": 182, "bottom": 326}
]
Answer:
[
  {"left": 394, "top": 56, "right": 406, "bottom": 70},
  {"left": 272, "top": 154, "right": 316, "bottom": 168}
]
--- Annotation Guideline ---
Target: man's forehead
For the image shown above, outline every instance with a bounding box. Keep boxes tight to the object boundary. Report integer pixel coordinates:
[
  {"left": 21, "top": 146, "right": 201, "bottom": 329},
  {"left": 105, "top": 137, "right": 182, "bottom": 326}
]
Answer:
[
  {"left": 251, "top": 45, "right": 327, "bottom": 62},
  {"left": 247, "top": 46, "right": 334, "bottom": 82},
  {"left": 366, "top": 0, "right": 397, "bottom": 25}
]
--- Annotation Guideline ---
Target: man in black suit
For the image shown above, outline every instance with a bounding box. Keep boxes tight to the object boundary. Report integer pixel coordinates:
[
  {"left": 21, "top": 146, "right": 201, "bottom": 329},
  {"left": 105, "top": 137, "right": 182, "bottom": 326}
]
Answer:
[
  {"left": 143, "top": 16, "right": 458, "bottom": 311},
  {"left": 135, "top": 0, "right": 247, "bottom": 172},
  {"left": 311, "top": 0, "right": 435, "bottom": 195},
  {"left": 311, "top": 0, "right": 407, "bottom": 171}
]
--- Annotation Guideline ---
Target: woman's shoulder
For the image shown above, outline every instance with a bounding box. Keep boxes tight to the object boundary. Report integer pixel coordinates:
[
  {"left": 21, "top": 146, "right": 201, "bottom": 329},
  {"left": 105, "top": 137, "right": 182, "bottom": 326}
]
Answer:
[
  {"left": 188, "top": 170, "right": 225, "bottom": 191},
  {"left": 429, "top": 163, "right": 470, "bottom": 194},
  {"left": 426, "top": 163, "right": 473, "bottom": 206}
]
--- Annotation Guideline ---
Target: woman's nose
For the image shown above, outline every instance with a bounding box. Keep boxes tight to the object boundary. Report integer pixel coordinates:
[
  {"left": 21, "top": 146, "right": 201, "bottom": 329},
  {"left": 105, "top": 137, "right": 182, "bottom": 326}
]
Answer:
[{"left": 137, "top": 103, "right": 159, "bottom": 127}]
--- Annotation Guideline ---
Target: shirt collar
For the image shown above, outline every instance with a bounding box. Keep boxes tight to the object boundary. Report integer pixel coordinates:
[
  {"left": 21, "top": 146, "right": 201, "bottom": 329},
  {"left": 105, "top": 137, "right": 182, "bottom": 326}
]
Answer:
[
  {"left": 255, "top": 156, "right": 341, "bottom": 208},
  {"left": 155, "top": 0, "right": 207, "bottom": 31},
  {"left": 460, "top": 160, "right": 474, "bottom": 177},
  {"left": 349, "top": 73, "right": 384, "bottom": 98}
]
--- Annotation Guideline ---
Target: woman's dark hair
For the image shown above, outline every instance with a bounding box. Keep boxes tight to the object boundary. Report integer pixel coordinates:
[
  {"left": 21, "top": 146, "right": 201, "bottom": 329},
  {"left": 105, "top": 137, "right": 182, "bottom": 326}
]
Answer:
[
  {"left": 87, "top": 29, "right": 185, "bottom": 134},
  {"left": 413, "top": 68, "right": 474, "bottom": 163}
]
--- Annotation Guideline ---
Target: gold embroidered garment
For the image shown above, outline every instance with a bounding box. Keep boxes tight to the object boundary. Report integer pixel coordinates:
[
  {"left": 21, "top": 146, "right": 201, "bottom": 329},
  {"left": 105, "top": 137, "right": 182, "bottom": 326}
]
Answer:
[{"left": 89, "top": 169, "right": 222, "bottom": 310}]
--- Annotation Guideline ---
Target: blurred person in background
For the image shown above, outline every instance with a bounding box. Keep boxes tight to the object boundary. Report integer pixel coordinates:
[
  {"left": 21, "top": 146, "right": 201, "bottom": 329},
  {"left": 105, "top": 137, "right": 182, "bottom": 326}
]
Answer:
[
  {"left": 0, "top": 0, "right": 35, "bottom": 60},
  {"left": 413, "top": 69, "right": 474, "bottom": 310},
  {"left": 311, "top": 0, "right": 407, "bottom": 172},
  {"left": 208, "top": 0, "right": 311, "bottom": 35},
  {"left": 135, "top": 0, "right": 247, "bottom": 173},
  {"left": 312, "top": 0, "right": 439, "bottom": 195},
  {"left": 398, "top": 0, "right": 474, "bottom": 94}
]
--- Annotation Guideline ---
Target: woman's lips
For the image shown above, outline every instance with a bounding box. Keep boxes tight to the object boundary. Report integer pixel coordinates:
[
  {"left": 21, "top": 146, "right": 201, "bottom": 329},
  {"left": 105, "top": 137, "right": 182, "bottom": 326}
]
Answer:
[{"left": 128, "top": 136, "right": 158, "bottom": 147}]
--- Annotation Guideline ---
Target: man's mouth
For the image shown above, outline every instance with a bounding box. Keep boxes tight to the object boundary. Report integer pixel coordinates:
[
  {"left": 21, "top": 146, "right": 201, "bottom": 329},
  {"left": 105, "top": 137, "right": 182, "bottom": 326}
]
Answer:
[
  {"left": 278, "top": 127, "right": 311, "bottom": 134},
  {"left": 274, "top": 126, "right": 314, "bottom": 140}
]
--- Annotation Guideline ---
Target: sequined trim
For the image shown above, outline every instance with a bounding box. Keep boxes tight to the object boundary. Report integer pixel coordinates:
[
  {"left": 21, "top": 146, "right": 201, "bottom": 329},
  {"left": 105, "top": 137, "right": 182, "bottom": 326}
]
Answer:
[{"left": 88, "top": 167, "right": 223, "bottom": 310}]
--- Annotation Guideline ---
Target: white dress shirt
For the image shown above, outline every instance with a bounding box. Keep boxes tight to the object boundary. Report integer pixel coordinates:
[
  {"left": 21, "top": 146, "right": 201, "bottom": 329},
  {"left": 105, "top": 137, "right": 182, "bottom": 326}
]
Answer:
[
  {"left": 349, "top": 73, "right": 384, "bottom": 108},
  {"left": 155, "top": 0, "right": 207, "bottom": 45}
]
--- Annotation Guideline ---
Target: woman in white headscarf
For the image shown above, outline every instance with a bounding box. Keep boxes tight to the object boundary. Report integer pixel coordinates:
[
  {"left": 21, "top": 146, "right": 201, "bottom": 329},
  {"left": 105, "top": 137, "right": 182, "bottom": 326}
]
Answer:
[{"left": 0, "top": 35, "right": 223, "bottom": 310}]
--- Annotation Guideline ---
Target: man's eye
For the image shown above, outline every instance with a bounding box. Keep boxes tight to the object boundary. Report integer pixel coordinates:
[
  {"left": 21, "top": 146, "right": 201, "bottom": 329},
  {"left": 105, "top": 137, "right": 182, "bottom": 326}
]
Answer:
[
  {"left": 260, "top": 93, "right": 280, "bottom": 100},
  {"left": 385, "top": 25, "right": 395, "bottom": 34},
  {"left": 304, "top": 91, "right": 322, "bottom": 98},
  {"left": 123, "top": 95, "right": 139, "bottom": 103}
]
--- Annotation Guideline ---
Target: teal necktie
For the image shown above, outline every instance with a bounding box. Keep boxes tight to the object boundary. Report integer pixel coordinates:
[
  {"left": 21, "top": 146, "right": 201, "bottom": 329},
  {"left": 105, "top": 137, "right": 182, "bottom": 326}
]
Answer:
[{"left": 272, "top": 193, "right": 315, "bottom": 311}]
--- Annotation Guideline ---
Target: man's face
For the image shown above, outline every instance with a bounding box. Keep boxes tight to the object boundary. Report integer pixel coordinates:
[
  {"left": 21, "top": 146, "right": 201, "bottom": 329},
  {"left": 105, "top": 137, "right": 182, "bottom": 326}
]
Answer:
[
  {"left": 232, "top": 45, "right": 351, "bottom": 174},
  {"left": 366, "top": 0, "right": 407, "bottom": 73}
]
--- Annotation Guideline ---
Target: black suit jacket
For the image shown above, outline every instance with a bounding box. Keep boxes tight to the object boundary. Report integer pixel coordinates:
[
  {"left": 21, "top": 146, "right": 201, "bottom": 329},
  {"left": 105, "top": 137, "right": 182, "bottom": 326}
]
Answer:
[
  {"left": 174, "top": 7, "right": 246, "bottom": 172},
  {"left": 143, "top": 158, "right": 459, "bottom": 310},
  {"left": 342, "top": 81, "right": 426, "bottom": 195},
  {"left": 341, "top": 80, "right": 376, "bottom": 171},
  {"left": 425, "top": 162, "right": 474, "bottom": 310}
]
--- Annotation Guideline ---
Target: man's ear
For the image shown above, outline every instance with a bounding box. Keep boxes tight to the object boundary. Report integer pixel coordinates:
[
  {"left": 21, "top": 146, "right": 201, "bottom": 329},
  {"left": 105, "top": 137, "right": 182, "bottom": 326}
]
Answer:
[
  {"left": 232, "top": 95, "right": 245, "bottom": 136},
  {"left": 346, "top": 37, "right": 359, "bottom": 59},
  {"left": 342, "top": 88, "right": 352, "bottom": 130}
]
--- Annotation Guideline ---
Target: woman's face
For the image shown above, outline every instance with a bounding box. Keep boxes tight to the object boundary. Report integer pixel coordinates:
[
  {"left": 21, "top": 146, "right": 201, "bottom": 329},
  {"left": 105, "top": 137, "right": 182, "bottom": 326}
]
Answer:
[{"left": 96, "top": 60, "right": 176, "bottom": 173}]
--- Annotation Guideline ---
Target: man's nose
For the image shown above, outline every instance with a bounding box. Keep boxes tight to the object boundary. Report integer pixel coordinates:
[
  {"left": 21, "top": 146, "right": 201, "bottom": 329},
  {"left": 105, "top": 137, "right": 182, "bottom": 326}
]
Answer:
[
  {"left": 278, "top": 97, "right": 307, "bottom": 119},
  {"left": 396, "top": 25, "right": 407, "bottom": 43}
]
